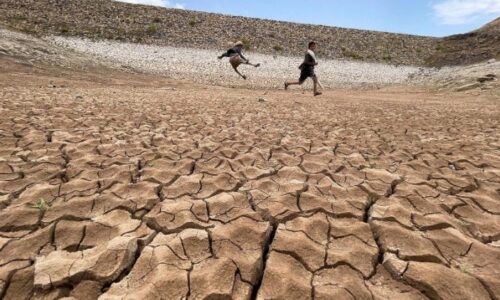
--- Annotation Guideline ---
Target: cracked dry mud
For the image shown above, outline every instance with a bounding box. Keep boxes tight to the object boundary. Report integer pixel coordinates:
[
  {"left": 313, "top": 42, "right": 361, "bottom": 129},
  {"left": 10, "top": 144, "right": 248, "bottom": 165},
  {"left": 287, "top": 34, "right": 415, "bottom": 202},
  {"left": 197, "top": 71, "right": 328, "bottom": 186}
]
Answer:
[{"left": 0, "top": 61, "right": 499, "bottom": 300}]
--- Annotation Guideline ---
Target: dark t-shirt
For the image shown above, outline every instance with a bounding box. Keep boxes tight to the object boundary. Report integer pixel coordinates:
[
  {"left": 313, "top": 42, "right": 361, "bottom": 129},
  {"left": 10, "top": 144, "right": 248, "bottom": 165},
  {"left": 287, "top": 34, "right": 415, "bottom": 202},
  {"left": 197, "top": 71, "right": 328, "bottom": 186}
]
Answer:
[
  {"left": 299, "top": 50, "right": 317, "bottom": 82},
  {"left": 305, "top": 52, "right": 316, "bottom": 67},
  {"left": 300, "top": 51, "right": 316, "bottom": 71},
  {"left": 221, "top": 47, "right": 246, "bottom": 60}
]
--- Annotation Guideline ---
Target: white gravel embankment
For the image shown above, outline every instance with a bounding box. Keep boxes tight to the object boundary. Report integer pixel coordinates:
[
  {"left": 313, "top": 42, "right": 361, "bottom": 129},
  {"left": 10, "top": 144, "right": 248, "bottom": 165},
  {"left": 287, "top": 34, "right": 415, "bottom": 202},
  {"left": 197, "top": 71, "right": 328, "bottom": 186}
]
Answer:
[{"left": 50, "top": 36, "right": 428, "bottom": 89}]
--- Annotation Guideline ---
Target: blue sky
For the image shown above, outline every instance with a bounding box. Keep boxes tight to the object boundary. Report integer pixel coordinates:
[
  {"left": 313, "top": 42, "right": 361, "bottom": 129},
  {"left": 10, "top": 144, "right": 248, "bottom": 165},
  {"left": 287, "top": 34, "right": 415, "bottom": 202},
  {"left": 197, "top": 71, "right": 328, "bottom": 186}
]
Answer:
[{"left": 117, "top": 0, "right": 500, "bottom": 37}]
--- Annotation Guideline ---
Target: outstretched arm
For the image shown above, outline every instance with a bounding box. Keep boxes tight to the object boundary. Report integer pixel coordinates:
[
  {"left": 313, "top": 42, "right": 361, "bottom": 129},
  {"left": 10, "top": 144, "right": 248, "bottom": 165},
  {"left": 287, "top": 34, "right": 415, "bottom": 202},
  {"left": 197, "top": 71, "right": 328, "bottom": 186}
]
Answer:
[
  {"left": 218, "top": 51, "right": 229, "bottom": 59},
  {"left": 234, "top": 47, "right": 247, "bottom": 61}
]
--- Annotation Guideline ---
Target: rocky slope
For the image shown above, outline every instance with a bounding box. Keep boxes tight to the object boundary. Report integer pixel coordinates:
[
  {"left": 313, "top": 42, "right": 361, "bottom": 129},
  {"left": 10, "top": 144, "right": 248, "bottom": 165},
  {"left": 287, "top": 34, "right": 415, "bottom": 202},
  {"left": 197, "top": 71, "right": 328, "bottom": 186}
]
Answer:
[
  {"left": 0, "top": 0, "right": 438, "bottom": 66},
  {"left": 3, "top": 0, "right": 498, "bottom": 67},
  {"left": 412, "top": 59, "right": 499, "bottom": 96},
  {"left": 3, "top": 1, "right": 498, "bottom": 67},
  {"left": 426, "top": 17, "right": 500, "bottom": 67}
]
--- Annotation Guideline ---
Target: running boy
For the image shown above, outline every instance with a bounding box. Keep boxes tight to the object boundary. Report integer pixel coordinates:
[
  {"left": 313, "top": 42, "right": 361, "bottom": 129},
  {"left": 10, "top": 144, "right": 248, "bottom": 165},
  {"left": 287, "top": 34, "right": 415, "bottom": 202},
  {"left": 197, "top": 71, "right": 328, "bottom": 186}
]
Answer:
[
  {"left": 218, "top": 41, "right": 260, "bottom": 80},
  {"left": 284, "top": 41, "right": 322, "bottom": 96}
]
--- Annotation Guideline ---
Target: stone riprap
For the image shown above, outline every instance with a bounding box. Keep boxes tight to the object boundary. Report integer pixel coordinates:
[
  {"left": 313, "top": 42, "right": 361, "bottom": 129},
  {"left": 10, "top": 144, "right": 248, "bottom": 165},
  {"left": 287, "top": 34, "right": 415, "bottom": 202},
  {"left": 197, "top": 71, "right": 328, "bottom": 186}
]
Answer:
[{"left": 0, "top": 0, "right": 438, "bottom": 66}]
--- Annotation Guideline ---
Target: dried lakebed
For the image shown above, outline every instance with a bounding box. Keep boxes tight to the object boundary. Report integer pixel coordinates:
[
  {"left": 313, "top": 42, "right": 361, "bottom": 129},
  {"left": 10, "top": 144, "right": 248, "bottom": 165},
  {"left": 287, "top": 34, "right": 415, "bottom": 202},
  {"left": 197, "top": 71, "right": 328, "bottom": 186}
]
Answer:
[{"left": 0, "top": 61, "right": 499, "bottom": 299}]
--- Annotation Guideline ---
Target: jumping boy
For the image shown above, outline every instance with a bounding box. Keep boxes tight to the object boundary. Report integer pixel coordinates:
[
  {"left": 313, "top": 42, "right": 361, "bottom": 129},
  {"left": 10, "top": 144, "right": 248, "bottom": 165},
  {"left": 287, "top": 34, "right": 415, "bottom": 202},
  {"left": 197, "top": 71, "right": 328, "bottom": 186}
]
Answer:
[
  {"left": 284, "top": 41, "right": 322, "bottom": 96},
  {"left": 218, "top": 41, "right": 260, "bottom": 80}
]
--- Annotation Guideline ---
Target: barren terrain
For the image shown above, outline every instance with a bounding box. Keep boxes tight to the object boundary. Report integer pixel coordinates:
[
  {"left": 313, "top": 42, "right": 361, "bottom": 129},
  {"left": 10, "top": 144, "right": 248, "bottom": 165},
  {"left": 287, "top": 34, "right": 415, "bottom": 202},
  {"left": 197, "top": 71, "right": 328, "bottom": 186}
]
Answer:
[
  {"left": 0, "top": 52, "right": 499, "bottom": 300},
  {"left": 0, "top": 0, "right": 437, "bottom": 66},
  {"left": 2, "top": 26, "right": 498, "bottom": 94}
]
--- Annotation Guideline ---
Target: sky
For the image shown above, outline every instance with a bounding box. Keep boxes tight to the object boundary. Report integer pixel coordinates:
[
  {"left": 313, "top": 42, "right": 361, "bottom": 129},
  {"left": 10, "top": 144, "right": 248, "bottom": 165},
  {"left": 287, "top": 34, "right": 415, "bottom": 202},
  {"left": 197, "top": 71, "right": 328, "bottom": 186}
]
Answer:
[{"left": 116, "top": 0, "right": 500, "bottom": 37}]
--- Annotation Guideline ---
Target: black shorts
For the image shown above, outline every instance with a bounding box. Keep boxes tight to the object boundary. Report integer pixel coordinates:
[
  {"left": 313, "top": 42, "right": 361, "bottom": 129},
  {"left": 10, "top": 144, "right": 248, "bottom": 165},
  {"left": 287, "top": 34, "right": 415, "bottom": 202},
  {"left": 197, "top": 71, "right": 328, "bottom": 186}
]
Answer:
[{"left": 299, "top": 67, "right": 316, "bottom": 83}]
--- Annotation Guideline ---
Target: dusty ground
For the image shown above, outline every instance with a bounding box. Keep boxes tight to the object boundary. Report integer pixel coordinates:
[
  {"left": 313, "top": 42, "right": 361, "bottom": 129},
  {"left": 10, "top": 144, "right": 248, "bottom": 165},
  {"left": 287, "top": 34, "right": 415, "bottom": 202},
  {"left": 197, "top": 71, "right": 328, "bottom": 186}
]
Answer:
[{"left": 0, "top": 57, "right": 499, "bottom": 300}]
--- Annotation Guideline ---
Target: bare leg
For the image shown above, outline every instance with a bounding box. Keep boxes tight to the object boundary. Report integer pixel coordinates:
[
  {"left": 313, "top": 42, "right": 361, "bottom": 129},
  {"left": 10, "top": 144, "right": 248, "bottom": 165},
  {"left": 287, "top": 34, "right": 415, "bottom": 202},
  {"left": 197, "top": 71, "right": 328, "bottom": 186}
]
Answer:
[
  {"left": 317, "top": 78, "right": 324, "bottom": 90},
  {"left": 244, "top": 60, "right": 260, "bottom": 67},
  {"left": 232, "top": 66, "right": 247, "bottom": 80},
  {"left": 313, "top": 77, "right": 322, "bottom": 96},
  {"left": 284, "top": 81, "right": 302, "bottom": 90}
]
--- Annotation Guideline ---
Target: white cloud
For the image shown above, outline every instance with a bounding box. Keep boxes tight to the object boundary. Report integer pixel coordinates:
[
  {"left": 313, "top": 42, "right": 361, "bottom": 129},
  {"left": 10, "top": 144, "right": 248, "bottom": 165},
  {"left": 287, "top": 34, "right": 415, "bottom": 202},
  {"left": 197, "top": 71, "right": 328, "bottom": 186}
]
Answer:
[
  {"left": 173, "top": 3, "right": 185, "bottom": 9},
  {"left": 433, "top": 0, "right": 500, "bottom": 24},
  {"left": 115, "top": 0, "right": 185, "bottom": 9}
]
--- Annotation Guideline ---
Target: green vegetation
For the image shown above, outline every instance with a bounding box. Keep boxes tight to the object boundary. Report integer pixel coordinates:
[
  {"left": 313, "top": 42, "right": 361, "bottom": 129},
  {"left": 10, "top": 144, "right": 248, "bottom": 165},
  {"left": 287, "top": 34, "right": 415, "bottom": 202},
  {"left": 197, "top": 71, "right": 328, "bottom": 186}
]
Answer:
[
  {"left": 273, "top": 45, "right": 283, "bottom": 52},
  {"left": 341, "top": 47, "right": 362, "bottom": 60},
  {"left": 424, "top": 55, "right": 437, "bottom": 66},
  {"left": 58, "top": 23, "right": 70, "bottom": 34},
  {"left": 435, "top": 44, "right": 444, "bottom": 51},
  {"left": 146, "top": 23, "right": 158, "bottom": 34},
  {"left": 241, "top": 38, "right": 252, "bottom": 51},
  {"left": 189, "top": 17, "right": 199, "bottom": 27},
  {"left": 382, "top": 54, "right": 392, "bottom": 61},
  {"left": 10, "top": 15, "right": 27, "bottom": 22},
  {"left": 32, "top": 198, "right": 49, "bottom": 211}
]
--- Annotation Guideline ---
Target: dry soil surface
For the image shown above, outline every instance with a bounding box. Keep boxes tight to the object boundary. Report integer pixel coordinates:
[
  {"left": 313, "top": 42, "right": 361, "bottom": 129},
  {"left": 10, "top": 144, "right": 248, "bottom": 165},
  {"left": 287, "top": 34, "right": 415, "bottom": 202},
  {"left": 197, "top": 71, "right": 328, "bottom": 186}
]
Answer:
[{"left": 0, "top": 58, "right": 499, "bottom": 300}]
